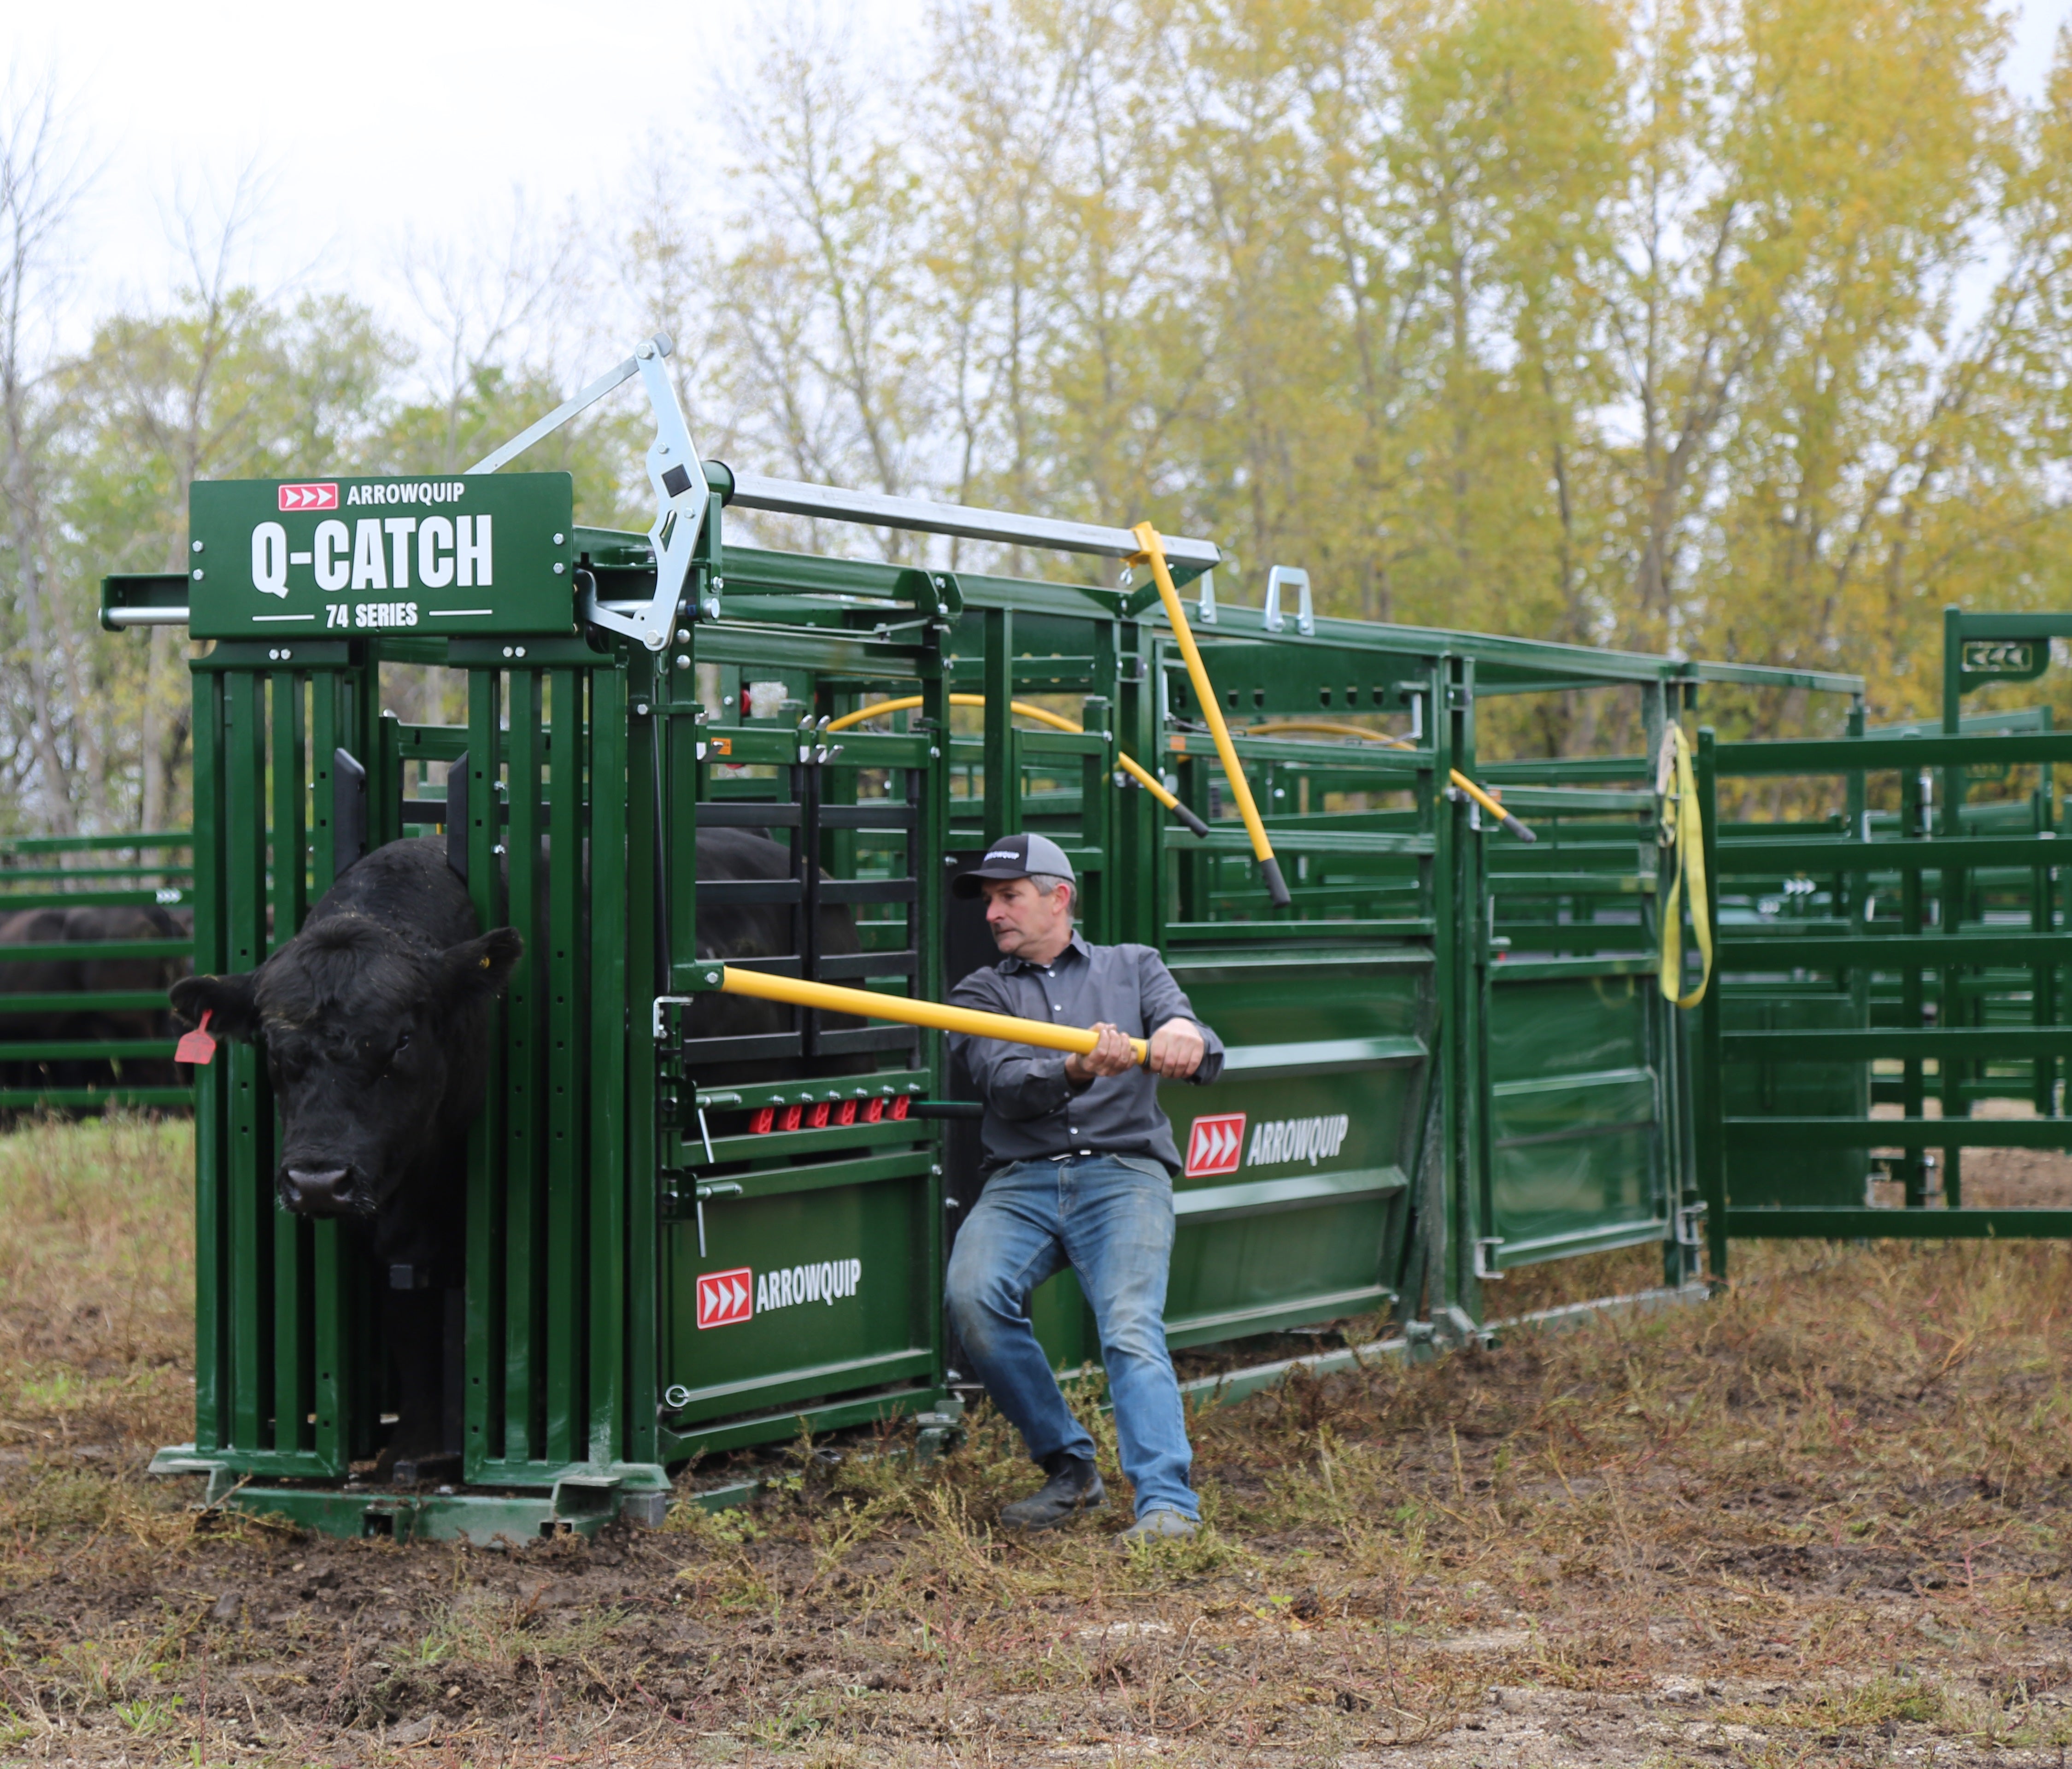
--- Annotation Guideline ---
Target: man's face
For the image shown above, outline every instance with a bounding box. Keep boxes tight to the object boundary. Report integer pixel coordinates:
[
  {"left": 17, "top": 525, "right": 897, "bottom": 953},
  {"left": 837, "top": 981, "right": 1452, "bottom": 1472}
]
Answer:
[{"left": 980, "top": 876, "right": 1072, "bottom": 959}]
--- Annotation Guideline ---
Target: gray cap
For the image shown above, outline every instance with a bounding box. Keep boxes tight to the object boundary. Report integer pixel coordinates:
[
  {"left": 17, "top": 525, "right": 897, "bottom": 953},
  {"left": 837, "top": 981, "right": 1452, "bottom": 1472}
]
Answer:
[{"left": 951, "top": 832, "right": 1075, "bottom": 899}]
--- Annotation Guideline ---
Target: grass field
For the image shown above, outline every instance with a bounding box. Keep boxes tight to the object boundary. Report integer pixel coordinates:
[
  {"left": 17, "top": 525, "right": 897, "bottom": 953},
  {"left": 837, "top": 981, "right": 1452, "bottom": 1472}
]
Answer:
[{"left": 1, "top": 1119, "right": 2070, "bottom": 1766}]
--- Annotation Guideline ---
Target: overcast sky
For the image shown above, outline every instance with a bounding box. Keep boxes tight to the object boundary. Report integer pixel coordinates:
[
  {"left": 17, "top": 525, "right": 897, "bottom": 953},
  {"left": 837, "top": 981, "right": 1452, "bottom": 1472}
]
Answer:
[{"left": 12, "top": 0, "right": 2071, "bottom": 373}]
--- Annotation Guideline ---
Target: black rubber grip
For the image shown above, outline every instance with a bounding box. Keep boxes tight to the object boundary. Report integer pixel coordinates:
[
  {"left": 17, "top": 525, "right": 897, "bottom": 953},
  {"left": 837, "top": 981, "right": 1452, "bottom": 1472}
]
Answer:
[
  {"left": 1173, "top": 802, "right": 1211, "bottom": 838},
  {"left": 1500, "top": 813, "right": 1538, "bottom": 844},
  {"left": 1260, "top": 855, "right": 1292, "bottom": 907},
  {"left": 905, "top": 1100, "right": 985, "bottom": 1121}
]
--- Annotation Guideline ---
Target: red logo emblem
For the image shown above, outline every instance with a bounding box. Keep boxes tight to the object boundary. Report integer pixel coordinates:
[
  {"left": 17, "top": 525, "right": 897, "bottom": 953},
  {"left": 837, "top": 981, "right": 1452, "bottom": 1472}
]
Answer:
[
  {"left": 1184, "top": 1112, "right": 1246, "bottom": 1177},
  {"left": 696, "top": 1267, "right": 753, "bottom": 1328},
  {"left": 277, "top": 482, "right": 338, "bottom": 511}
]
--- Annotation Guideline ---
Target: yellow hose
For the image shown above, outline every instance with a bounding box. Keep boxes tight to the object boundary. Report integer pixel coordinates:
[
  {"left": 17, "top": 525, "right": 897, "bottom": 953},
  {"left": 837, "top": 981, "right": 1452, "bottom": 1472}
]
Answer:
[
  {"left": 1131, "top": 524, "right": 1291, "bottom": 905},
  {"left": 823, "top": 694, "right": 1211, "bottom": 837},
  {"left": 715, "top": 964, "right": 1148, "bottom": 1064},
  {"left": 1241, "top": 721, "right": 1537, "bottom": 842}
]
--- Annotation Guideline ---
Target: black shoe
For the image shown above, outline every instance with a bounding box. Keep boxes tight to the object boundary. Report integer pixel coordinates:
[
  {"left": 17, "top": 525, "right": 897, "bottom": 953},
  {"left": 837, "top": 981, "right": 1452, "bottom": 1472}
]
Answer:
[{"left": 999, "top": 1452, "right": 1106, "bottom": 1531}]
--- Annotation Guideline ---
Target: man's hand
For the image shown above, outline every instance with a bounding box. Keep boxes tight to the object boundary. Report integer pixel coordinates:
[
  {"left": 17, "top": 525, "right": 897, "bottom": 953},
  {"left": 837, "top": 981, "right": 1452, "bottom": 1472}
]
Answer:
[
  {"left": 1065, "top": 1021, "right": 1138, "bottom": 1082},
  {"left": 1146, "top": 1017, "right": 1206, "bottom": 1079}
]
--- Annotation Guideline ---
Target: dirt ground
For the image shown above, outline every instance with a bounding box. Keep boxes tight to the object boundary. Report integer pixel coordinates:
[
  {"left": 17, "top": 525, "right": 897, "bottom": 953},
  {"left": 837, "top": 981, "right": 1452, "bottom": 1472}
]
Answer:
[{"left": 3, "top": 1118, "right": 2072, "bottom": 1767}]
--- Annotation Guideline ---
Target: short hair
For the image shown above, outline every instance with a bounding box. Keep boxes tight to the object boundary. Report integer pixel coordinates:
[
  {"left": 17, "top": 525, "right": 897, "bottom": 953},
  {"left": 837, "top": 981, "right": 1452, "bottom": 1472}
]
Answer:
[{"left": 1026, "top": 872, "right": 1078, "bottom": 917}]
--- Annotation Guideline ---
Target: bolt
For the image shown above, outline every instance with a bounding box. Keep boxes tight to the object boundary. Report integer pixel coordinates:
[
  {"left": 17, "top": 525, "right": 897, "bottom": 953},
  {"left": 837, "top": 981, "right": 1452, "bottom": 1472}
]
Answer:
[
  {"left": 191, "top": 569, "right": 204, "bottom": 580},
  {"left": 552, "top": 563, "right": 565, "bottom": 575},
  {"left": 503, "top": 646, "right": 514, "bottom": 658},
  {"left": 552, "top": 532, "right": 565, "bottom": 544},
  {"left": 191, "top": 540, "right": 203, "bottom": 553},
  {"left": 676, "top": 629, "right": 690, "bottom": 644},
  {"left": 675, "top": 655, "right": 691, "bottom": 670},
  {"left": 710, "top": 577, "right": 725, "bottom": 591},
  {"left": 515, "top": 645, "right": 526, "bottom": 658}
]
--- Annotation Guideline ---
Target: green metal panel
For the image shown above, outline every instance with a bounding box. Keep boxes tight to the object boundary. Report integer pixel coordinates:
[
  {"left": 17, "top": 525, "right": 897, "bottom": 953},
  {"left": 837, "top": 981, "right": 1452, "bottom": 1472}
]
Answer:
[{"left": 1485, "top": 974, "right": 1668, "bottom": 1267}]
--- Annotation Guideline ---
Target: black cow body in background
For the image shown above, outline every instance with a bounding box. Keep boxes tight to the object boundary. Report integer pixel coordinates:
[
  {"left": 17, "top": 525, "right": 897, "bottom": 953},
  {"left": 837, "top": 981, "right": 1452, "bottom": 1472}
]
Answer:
[
  {"left": 169, "top": 826, "right": 863, "bottom": 1480},
  {"left": 0, "top": 905, "right": 192, "bottom": 1107},
  {"left": 680, "top": 825, "right": 871, "bottom": 1087}
]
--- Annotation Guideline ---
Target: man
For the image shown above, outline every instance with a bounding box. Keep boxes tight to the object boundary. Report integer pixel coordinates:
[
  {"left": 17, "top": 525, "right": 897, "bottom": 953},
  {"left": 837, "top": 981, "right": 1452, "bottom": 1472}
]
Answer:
[{"left": 944, "top": 832, "right": 1224, "bottom": 1544}]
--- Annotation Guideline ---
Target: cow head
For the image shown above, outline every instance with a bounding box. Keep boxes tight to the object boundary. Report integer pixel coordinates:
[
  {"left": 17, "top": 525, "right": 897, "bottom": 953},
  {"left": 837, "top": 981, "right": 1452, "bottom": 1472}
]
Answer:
[{"left": 170, "top": 916, "right": 521, "bottom": 1225}]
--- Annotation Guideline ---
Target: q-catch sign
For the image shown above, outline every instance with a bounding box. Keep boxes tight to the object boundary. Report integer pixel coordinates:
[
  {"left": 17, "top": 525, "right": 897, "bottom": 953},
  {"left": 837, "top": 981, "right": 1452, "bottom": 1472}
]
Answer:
[{"left": 186, "top": 473, "right": 579, "bottom": 641}]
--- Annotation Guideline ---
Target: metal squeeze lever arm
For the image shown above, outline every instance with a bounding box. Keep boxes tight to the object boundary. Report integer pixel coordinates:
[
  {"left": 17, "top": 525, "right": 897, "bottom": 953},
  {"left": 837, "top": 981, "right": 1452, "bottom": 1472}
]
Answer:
[
  {"left": 658, "top": 967, "right": 1150, "bottom": 1065},
  {"left": 824, "top": 694, "right": 1212, "bottom": 838},
  {"left": 465, "top": 332, "right": 707, "bottom": 652},
  {"left": 1130, "top": 523, "right": 1292, "bottom": 905}
]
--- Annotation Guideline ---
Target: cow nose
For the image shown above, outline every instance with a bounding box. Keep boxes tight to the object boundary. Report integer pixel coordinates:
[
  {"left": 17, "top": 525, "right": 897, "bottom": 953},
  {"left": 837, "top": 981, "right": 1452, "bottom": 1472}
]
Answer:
[{"left": 282, "top": 1166, "right": 351, "bottom": 1210}]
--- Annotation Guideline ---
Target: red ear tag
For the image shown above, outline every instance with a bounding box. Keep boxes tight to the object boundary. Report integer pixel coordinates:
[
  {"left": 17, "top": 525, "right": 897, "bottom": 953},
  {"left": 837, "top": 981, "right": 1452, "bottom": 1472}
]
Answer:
[{"left": 176, "top": 1010, "right": 218, "bottom": 1067}]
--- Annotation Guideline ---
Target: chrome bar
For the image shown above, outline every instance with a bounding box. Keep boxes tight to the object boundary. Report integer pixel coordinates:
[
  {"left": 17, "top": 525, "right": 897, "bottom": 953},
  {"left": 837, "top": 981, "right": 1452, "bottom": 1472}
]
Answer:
[{"left": 726, "top": 473, "right": 1221, "bottom": 572}]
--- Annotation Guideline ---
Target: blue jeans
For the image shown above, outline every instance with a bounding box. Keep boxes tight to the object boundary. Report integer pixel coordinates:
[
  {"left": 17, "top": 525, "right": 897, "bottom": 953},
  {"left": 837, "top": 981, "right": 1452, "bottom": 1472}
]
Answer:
[{"left": 945, "top": 1155, "right": 1197, "bottom": 1520}]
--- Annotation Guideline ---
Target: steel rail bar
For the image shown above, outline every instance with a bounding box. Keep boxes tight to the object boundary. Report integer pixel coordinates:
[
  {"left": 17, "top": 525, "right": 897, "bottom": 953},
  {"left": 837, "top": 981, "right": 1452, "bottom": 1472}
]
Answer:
[
  {"left": 1713, "top": 835, "right": 2066, "bottom": 872},
  {"left": 1718, "top": 931, "right": 2070, "bottom": 965},
  {"left": 1714, "top": 733, "right": 2072, "bottom": 773},
  {"left": 1723, "top": 1117, "right": 2072, "bottom": 1148},
  {"left": 1725, "top": 1207, "right": 2072, "bottom": 1237},
  {"left": 1720, "top": 1028, "right": 2072, "bottom": 1059}
]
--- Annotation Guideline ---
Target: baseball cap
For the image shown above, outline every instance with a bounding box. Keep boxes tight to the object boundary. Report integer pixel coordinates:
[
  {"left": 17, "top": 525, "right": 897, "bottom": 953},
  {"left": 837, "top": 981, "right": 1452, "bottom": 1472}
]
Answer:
[{"left": 951, "top": 832, "right": 1076, "bottom": 899}]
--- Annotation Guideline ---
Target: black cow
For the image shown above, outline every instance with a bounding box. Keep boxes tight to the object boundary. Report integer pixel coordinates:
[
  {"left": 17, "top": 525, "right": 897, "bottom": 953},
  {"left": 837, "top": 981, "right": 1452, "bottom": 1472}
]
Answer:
[
  {"left": 171, "top": 838, "right": 520, "bottom": 1475},
  {"left": 0, "top": 904, "right": 192, "bottom": 1108},
  {"left": 168, "top": 825, "right": 862, "bottom": 1478}
]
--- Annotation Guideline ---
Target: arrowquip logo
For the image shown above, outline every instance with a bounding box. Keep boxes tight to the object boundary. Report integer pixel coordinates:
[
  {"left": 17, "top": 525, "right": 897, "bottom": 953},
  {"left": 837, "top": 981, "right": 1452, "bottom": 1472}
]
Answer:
[
  {"left": 1186, "top": 1111, "right": 1354, "bottom": 1177},
  {"left": 696, "top": 1260, "right": 865, "bottom": 1328},
  {"left": 1248, "top": 1114, "right": 1352, "bottom": 1167},
  {"left": 277, "top": 483, "right": 337, "bottom": 511},
  {"left": 696, "top": 1268, "right": 752, "bottom": 1328},
  {"left": 1185, "top": 1113, "right": 1246, "bottom": 1177}
]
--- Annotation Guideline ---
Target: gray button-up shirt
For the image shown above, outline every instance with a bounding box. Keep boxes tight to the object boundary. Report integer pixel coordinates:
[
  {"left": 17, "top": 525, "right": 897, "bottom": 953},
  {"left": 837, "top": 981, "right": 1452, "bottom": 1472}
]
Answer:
[{"left": 948, "top": 934, "right": 1225, "bottom": 1175}]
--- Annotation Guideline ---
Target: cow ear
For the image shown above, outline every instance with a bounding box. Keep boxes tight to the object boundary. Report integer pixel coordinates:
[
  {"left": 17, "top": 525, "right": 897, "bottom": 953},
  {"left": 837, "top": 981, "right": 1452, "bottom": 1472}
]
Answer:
[
  {"left": 440, "top": 927, "right": 522, "bottom": 999},
  {"left": 170, "top": 972, "right": 261, "bottom": 1041}
]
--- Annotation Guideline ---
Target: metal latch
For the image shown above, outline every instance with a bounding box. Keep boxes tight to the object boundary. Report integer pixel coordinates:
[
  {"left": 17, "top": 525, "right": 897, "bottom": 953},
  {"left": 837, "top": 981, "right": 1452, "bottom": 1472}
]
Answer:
[{"left": 1263, "top": 565, "right": 1314, "bottom": 636}]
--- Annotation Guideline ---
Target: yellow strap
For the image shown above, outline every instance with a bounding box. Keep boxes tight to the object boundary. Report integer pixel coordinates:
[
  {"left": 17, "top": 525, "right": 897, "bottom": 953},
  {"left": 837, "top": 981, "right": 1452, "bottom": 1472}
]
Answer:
[
  {"left": 822, "top": 693, "right": 1187, "bottom": 815},
  {"left": 1659, "top": 725, "right": 1712, "bottom": 1008}
]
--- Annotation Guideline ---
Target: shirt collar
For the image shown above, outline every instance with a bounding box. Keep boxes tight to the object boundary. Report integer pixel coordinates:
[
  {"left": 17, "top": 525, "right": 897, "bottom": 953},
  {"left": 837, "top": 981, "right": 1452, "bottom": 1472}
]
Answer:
[{"left": 1001, "top": 930, "right": 1091, "bottom": 974}]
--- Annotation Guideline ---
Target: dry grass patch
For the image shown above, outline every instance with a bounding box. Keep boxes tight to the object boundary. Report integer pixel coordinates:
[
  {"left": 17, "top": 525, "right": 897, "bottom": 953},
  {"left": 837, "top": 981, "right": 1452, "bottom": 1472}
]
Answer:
[{"left": 1, "top": 1122, "right": 2071, "bottom": 1763}]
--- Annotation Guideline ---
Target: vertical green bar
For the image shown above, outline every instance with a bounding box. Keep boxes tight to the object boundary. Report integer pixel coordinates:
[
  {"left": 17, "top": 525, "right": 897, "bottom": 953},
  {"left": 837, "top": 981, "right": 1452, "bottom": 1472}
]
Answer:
[
  {"left": 1454, "top": 658, "right": 1486, "bottom": 1326},
  {"left": 623, "top": 655, "right": 659, "bottom": 1470},
  {"left": 307, "top": 669, "right": 352, "bottom": 1474},
  {"left": 587, "top": 659, "right": 630, "bottom": 1465},
  {"left": 544, "top": 669, "right": 585, "bottom": 1463},
  {"left": 2033, "top": 718, "right": 2055, "bottom": 1114},
  {"left": 1898, "top": 768, "right": 1926, "bottom": 1204},
  {"left": 1426, "top": 656, "right": 1458, "bottom": 1321},
  {"left": 269, "top": 671, "right": 310, "bottom": 1454},
  {"left": 223, "top": 669, "right": 271, "bottom": 1451},
  {"left": 190, "top": 668, "right": 228, "bottom": 1454},
  {"left": 1695, "top": 728, "right": 1728, "bottom": 1285},
  {"left": 982, "top": 610, "right": 1015, "bottom": 848},
  {"left": 463, "top": 667, "right": 507, "bottom": 1481},
  {"left": 1115, "top": 622, "right": 1159, "bottom": 947},
  {"left": 1939, "top": 605, "right": 1966, "bottom": 1203},
  {"left": 503, "top": 669, "right": 544, "bottom": 1464}
]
